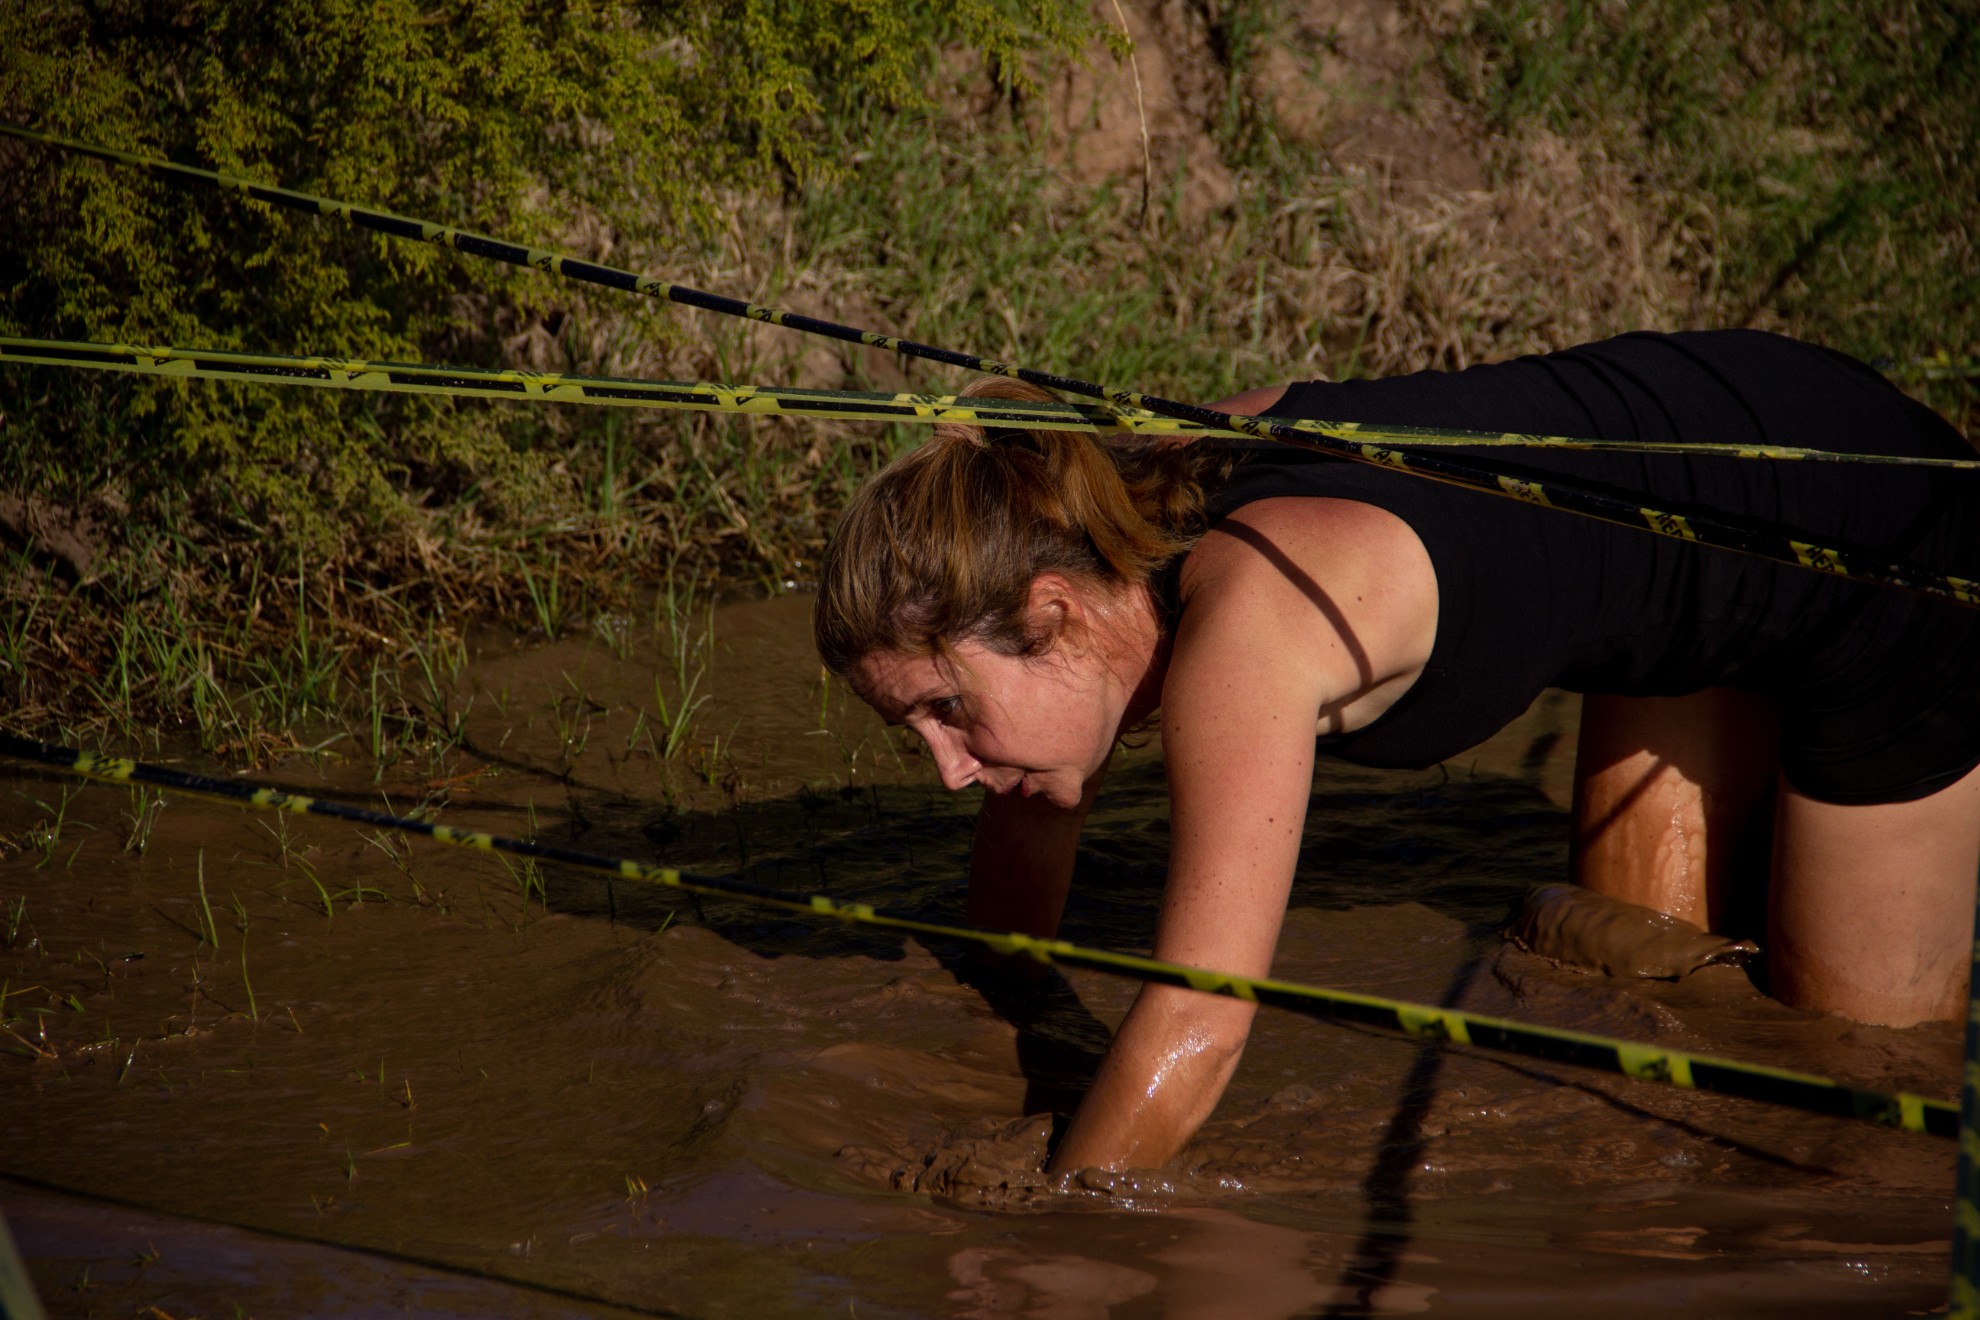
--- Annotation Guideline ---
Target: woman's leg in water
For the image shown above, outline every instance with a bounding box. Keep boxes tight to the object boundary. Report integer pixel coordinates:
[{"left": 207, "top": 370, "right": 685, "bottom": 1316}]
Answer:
[
  {"left": 1769, "top": 762, "right": 1980, "bottom": 1027},
  {"left": 1571, "top": 688, "right": 1780, "bottom": 931},
  {"left": 1573, "top": 688, "right": 1980, "bottom": 1025}
]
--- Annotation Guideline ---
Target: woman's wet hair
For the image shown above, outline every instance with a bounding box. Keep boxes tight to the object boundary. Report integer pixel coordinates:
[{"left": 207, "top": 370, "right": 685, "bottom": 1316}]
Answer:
[{"left": 813, "top": 376, "right": 1229, "bottom": 674}]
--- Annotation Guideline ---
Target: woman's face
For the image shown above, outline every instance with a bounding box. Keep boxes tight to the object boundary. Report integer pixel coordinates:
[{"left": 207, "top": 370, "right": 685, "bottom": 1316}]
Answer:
[{"left": 850, "top": 639, "right": 1127, "bottom": 810}]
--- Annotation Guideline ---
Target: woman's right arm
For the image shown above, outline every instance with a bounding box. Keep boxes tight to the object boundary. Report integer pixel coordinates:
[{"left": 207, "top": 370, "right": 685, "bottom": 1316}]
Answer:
[{"left": 967, "top": 770, "right": 1104, "bottom": 939}]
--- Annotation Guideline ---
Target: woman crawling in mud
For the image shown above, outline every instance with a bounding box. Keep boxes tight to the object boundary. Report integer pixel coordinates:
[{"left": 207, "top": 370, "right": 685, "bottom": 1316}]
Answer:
[{"left": 811, "top": 329, "right": 1980, "bottom": 1175}]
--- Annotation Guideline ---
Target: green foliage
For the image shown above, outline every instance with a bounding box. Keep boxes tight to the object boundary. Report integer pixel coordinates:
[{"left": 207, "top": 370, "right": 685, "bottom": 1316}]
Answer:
[
  {"left": 1193, "top": 0, "right": 1295, "bottom": 168},
  {"left": 10, "top": 0, "right": 1969, "bottom": 755},
  {"left": 0, "top": 0, "right": 1097, "bottom": 553},
  {"left": 1435, "top": 0, "right": 1978, "bottom": 424},
  {"left": 795, "top": 126, "right": 1270, "bottom": 407}
]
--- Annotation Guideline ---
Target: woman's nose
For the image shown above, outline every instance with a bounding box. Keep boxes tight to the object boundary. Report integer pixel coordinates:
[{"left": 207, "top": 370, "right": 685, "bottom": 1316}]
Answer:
[{"left": 926, "top": 731, "right": 982, "bottom": 791}]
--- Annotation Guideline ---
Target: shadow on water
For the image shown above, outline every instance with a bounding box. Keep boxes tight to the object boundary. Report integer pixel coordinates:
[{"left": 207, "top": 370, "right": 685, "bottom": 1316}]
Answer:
[
  {"left": 533, "top": 753, "right": 1567, "bottom": 952},
  {"left": 944, "top": 957, "right": 1111, "bottom": 1118},
  {"left": 1302, "top": 695, "right": 1581, "bottom": 1316},
  {"left": 516, "top": 750, "right": 1571, "bottom": 1132},
  {"left": 1318, "top": 952, "right": 1487, "bottom": 1318}
]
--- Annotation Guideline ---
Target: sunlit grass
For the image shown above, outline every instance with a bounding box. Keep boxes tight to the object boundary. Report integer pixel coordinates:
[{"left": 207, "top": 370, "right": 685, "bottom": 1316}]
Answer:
[
  {"left": 1433, "top": 0, "right": 1978, "bottom": 429},
  {"left": 2, "top": 0, "right": 1968, "bottom": 764}
]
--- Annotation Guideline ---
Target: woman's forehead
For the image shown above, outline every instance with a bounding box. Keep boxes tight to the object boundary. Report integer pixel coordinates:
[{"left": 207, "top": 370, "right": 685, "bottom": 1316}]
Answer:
[{"left": 848, "top": 648, "right": 951, "bottom": 713}]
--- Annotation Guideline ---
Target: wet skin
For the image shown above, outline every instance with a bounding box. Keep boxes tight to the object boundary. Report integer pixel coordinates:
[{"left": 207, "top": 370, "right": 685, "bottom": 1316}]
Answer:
[
  {"left": 849, "top": 383, "right": 1980, "bottom": 1174},
  {"left": 851, "top": 494, "right": 1442, "bottom": 1174}
]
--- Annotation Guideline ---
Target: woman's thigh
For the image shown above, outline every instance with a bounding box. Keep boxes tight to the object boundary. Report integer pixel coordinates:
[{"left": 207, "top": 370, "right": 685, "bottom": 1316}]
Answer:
[
  {"left": 1768, "top": 761, "right": 1980, "bottom": 1027},
  {"left": 1571, "top": 688, "right": 1779, "bottom": 930}
]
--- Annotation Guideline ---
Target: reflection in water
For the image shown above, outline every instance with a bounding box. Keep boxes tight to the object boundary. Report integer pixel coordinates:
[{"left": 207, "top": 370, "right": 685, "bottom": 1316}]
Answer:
[
  {"left": 948, "top": 1243, "right": 1158, "bottom": 1319},
  {"left": 0, "top": 594, "right": 1961, "bottom": 1317},
  {"left": 1158, "top": 1209, "right": 1434, "bottom": 1318},
  {"left": 1320, "top": 954, "right": 1484, "bottom": 1318}
]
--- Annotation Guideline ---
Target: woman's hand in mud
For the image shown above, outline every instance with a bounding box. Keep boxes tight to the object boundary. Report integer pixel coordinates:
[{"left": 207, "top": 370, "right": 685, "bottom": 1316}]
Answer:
[
  {"left": 838, "top": 1114, "right": 1181, "bottom": 1209},
  {"left": 1045, "top": 982, "right": 1258, "bottom": 1175}
]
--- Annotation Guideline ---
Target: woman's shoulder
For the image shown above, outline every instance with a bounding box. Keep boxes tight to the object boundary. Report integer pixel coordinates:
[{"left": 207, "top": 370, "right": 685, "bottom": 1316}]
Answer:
[
  {"left": 1197, "top": 492, "right": 1421, "bottom": 555},
  {"left": 1178, "top": 495, "right": 1439, "bottom": 685}
]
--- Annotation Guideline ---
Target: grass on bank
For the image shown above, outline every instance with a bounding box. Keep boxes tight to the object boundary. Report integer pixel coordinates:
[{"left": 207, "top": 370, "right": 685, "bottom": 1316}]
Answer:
[
  {"left": 1, "top": 0, "right": 1973, "bottom": 766},
  {"left": 1428, "top": 0, "right": 1978, "bottom": 427}
]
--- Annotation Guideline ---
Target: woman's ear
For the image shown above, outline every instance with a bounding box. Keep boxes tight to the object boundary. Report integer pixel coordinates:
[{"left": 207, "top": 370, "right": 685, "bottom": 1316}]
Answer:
[{"left": 1022, "top": 572, "right": 1089, "bottom": 658}]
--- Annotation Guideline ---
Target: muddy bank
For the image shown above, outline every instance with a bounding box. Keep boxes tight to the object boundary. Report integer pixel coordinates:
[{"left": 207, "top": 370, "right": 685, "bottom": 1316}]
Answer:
[{"left": 0, "top": 594, "right": 1960, "bottom": 1317}]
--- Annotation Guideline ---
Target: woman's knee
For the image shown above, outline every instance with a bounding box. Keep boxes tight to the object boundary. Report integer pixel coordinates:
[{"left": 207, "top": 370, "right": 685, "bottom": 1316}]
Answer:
[{"left": 1570, "top": 688, "right": 1778, "bottom": 930}]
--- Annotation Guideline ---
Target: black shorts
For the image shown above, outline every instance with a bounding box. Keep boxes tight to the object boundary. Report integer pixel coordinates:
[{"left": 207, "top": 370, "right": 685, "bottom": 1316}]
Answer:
[{"left": 1774, "top": 557, "right": 1980, "bottom": 804}]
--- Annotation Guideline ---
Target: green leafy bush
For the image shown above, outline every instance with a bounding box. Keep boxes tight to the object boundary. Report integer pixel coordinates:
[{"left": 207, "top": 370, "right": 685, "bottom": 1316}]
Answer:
[{"left": 0, "top": 0, "right": 1095, "bottom": 550}]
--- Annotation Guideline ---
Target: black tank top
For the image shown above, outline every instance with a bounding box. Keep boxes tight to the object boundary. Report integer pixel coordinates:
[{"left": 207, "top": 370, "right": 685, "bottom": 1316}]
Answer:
[{"left": 1201, "top": 330, "right": 1980, "bottom": 801}]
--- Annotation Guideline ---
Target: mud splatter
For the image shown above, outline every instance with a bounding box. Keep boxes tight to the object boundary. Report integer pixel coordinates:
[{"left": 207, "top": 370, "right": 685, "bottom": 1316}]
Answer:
[{"left": 1506, "top": 883, "right": 1761, "bottom": 980}]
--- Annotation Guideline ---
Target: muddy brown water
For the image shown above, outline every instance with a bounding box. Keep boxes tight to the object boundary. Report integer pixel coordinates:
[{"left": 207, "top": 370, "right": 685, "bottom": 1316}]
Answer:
[{"left": 0, "top": 594, "right": 1961, "bottom": 1317}]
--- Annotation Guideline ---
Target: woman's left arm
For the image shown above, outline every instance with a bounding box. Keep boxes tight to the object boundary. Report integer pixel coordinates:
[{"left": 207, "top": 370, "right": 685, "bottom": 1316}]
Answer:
[{"left": 1047, "top": 497, "right": 1435, "bottom": 1173}]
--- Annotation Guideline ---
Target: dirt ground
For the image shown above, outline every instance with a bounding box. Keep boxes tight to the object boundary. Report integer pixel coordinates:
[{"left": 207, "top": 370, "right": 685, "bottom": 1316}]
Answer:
[{"left": 1043, "top": 0, "right": 1709, "bottom": 375}]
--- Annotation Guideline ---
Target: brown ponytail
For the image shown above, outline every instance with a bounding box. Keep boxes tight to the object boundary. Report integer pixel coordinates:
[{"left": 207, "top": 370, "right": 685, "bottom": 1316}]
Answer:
[{"left": 813, "top": 377, "right": 1228, "bottom": 674}]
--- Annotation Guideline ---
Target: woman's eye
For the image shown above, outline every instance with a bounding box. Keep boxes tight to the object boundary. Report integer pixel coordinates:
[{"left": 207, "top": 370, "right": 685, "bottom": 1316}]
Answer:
[{"left": 931, "top": 697, "right": 964, "bottom": 724}]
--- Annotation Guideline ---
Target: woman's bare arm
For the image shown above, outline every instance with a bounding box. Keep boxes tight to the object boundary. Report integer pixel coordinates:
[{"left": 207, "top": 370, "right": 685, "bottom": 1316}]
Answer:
[{"left": 1048, "top": 498, "right": 1437, "bottom": 1173}]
